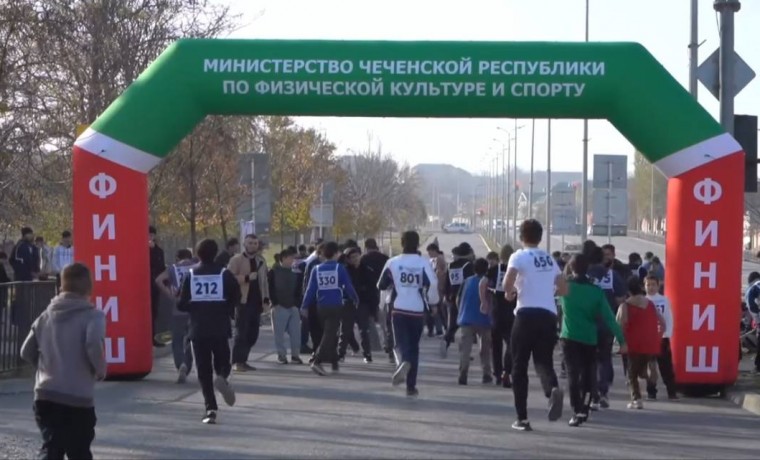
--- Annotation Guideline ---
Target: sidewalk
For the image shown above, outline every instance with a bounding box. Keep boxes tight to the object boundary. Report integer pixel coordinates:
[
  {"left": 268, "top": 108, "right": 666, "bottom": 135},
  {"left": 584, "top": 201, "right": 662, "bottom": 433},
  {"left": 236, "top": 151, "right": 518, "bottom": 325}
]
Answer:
[{"left": 728, "top": 354, "right": 760, "bottom": 415}]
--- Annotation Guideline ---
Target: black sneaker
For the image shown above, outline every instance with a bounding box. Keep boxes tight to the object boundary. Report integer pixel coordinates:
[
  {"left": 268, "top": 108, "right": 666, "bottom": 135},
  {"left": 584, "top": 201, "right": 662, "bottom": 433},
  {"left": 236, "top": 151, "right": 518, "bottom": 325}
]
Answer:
[
  {"left": 310, "top": 362, "right": 327, "bottom": 376},
  {"left": 363, "top": 355, "right": 373, "bottom": 363},
  {"left": 458, "top": 373, "right": 467, "bottom": 385},
  {"left": 646, "top": 393, "right": 657, "bottom": 401},
  {"left": 599, "top": 395, "right": 610, "bottom": 409},
  {"left": 338, "top": 355, "right": 345, "bottom": 363},
  {"left": 406, "top": 388, "right": 419, "bottom": 398},
  {"left": 277, "top": 356, "right": 288, "bottom": 365},
  {"left": 495, "top": 375, "right": 503, "bottom": 386},
  {"left": 291, "top": 356, "right": 304, "bottom": 365},
  {"left": 502, "top": 373, "right": 512, "bottom": 389},
  {"left": 548, "top": 387, "right": 564, "bottom": 421},
  {"left": 388, "top": 354, "right": 396, "bottom": 365},
  {"left": 202, "top": 410, "right": 217, "bottom": 424},
  {"left": 511, "top": 420, "right": 533, "bottom": 431},
  {"left": 331, "top": 362, "right": 340, "bottom": 373},
  {"left": 153, "top": 339, "right": 166, "bottom": 348},
  {"left": 482, "top": 374, "right": 493, "bottom": 385},
  {"left": 568, "top": 415, "right": 584, "bottom": 427}
]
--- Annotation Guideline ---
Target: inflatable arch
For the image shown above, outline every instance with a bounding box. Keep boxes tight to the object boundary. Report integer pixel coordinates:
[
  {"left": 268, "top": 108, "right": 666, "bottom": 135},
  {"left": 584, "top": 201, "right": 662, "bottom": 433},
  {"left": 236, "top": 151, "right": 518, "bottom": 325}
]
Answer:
[{"left": 73, "top": 39, "right": 743, "bottom": 385}]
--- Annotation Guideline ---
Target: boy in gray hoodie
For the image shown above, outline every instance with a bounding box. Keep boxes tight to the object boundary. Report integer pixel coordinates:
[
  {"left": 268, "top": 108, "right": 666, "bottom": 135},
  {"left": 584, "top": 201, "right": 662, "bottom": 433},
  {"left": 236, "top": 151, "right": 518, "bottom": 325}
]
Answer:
[{"left": 21, "top": 262, "right": 106, "bottom": 460}]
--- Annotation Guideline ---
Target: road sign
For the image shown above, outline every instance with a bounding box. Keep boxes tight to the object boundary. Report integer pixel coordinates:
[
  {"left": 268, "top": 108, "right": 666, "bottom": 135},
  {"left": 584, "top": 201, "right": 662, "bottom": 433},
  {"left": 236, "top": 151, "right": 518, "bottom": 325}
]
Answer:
[
  {"left": 551, "top": 208, "right": 577, "bottom": 234},
  {"left": 592, "top": 189, "right": 628, "bottom": 227},
  {"left": 550, "top": 183, "right": 576, "bottom": 209},
  {"left": 697, "top": 48, "right": 756, "bottom": 100},
  {"left": 592, "top": 155, "right": 627, "bottom": 189}
]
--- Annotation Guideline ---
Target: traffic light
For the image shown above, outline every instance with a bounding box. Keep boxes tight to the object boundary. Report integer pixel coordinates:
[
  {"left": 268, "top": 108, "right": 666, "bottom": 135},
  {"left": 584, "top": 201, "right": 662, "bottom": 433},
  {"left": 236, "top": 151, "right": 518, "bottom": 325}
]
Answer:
[{"left": 735, "top": 114, "right": 758, "bottom": 192}]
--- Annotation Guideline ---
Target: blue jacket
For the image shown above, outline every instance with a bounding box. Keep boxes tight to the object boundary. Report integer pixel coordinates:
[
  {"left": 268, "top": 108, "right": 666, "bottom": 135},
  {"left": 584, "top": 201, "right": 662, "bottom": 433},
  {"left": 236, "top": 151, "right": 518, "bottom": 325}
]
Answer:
[
  {"left": 301, "top": 260, "right": 358, "bottom": 311},
  {"left": 11, "top": 240, "right": 39, "bottom": 282},
  {"left": 457, "top": 275, "right": 492, "bottom": 328}
]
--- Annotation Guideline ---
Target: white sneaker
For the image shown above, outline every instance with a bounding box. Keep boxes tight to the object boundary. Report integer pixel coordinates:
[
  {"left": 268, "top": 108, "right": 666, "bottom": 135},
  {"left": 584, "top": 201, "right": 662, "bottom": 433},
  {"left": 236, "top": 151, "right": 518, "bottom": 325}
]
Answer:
[
  {"left": 214, "top": 375, "right": 236, "bottom": 407},
  {"left": 176, "top": 364, "right": 188, "bottom": 384},
  {"left": 627, "top": 399, "right": 643, "bottom": 410}
]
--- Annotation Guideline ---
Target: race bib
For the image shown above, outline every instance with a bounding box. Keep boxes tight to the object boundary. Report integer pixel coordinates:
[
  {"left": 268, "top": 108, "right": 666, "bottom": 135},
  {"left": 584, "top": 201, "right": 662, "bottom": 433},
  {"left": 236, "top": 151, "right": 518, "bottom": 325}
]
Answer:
[
  {"left": 190, "top": 272, "right": 224, "bottom": 302},
  {"left": 495, "top": 265, "right": 506, "bottom": 292},
  {"left": 449, "top": 268, "right": 464, "bottom": 285},
  {"left": 596, "top": 269, "right": 613, "bottom": 290},
  {"left": 173, "top": 265, "right": 192, "bottom": 293},
  {"left": 531, "top": 254, "right": 555, "bottom": 271},
  {"left": 317, "top": 269, "right": 339, "bottom": 290},
  {"left": 654, "top": 302, "right": 666, "bottom": 315},
  {"left": 399, "top": 267, "right": 423, "bottom": 289}
]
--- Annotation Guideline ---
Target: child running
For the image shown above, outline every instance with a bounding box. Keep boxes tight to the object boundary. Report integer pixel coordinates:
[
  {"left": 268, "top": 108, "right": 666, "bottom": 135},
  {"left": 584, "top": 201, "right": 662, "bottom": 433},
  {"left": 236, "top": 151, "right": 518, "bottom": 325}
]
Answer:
[
  {"left": 560, "top": 253, "right": 626, "bottom": 426},
  {"left": 456, "top": 257, "right": 493, "bottom": 385},
  {"left": 644, "top": 275, "right": 679, "bottom": 400},
  {"left": 616, "top": 277, "right": 666, "bottom": 409}
]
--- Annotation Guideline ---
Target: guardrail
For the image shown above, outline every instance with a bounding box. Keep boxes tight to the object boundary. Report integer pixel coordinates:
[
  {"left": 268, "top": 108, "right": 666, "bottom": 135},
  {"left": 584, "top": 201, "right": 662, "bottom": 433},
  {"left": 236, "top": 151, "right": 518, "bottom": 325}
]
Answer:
[{"left": 0, "top": 281, "right": 58, "bottom": 375}]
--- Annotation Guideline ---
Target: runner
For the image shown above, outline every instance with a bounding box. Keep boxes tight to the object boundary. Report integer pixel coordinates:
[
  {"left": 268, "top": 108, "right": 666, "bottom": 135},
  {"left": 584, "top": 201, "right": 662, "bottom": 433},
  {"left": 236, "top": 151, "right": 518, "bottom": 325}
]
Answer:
[
  {"left": 560, "top": 253, "right": 627, "bottom": 426},
  {"left": 303, "top": 242, "right": 326, "bottom": 362},
  {"left": 154, "top": 249, "right": 197, "bottom": 383},
  {"left": 502, "top": 219, "right": 567, "bottom": 431},
  {"left": 301, "top": 242, "right": 359, "bottom": 376},
  {"left": 487, "top": 244, "right": 515, "bottom": 388},
  {"left": 644, "top": 275, "right": 678, "bottom": 400},
  {"left": 177, "top": 239, "right": 240, "bottom": 424},
  {"left": 377, "top": 231, "right": 439, "bottom": 397},
  {"left": 616, "top": 277, "right": 666, "bottom": 410},
  {"left": 745, "top": 272, "right": 760, "bottom": 374},
  {"left": 456, "top": 258, "right": 492, "bottom": 385},
  {"left": 441, "top": 244, "right": 474, "bottom": 358},
  {"left": 228, "top": 234, "right": 270, "bottom": 372},
  {"left": 426, "top": 243, "right": 447, "bottom": 337},
  {"left": 268, "top": 248, "right": 303, "bottom": 365},
  {"left": 341, "top": 247, "right": 377, "bottom": 363},
  {"left": 588, "top": 245, "right": 626, "bottom": 410}
]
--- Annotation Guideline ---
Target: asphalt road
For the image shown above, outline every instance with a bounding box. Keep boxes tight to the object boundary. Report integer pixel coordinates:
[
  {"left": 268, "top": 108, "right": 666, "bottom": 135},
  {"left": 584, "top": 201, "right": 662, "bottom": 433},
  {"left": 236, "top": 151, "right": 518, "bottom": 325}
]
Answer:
[{"left": 1, "top": 232, "right": 759, "bottom": 459}]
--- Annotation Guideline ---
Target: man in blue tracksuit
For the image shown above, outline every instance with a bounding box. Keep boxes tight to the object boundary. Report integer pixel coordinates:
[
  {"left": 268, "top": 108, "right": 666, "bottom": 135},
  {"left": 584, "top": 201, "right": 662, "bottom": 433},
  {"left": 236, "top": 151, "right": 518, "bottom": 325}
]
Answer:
[{"left": 301, "top": 241, "right": 359, "bottom": 376}]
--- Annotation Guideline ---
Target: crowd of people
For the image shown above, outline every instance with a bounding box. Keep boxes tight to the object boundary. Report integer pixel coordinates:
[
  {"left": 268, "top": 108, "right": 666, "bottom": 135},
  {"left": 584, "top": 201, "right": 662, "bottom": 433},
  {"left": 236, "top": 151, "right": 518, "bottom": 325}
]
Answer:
[{"left": 18, "top": 220, "right": 682, "bottom": 457}]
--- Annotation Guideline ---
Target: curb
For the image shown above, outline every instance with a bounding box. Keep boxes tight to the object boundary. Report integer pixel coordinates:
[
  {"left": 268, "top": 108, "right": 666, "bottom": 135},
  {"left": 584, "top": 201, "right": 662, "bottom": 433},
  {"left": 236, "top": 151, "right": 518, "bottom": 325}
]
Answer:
[{"left": 727, "top": 389, "right": 760, "bottom": 416}]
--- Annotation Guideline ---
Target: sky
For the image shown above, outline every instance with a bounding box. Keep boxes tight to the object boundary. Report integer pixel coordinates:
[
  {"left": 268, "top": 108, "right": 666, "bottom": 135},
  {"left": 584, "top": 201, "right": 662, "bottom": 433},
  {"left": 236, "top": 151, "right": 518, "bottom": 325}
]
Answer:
[{"left": 220, "top": 0, "right": 760, "bottom": 176}]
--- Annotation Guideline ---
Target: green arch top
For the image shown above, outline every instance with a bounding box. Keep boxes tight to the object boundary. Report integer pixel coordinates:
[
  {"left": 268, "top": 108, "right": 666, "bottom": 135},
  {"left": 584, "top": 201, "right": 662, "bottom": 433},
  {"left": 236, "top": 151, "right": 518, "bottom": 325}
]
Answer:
[{"left": 78, "top": 39, "right": 736, "bottom": 177}]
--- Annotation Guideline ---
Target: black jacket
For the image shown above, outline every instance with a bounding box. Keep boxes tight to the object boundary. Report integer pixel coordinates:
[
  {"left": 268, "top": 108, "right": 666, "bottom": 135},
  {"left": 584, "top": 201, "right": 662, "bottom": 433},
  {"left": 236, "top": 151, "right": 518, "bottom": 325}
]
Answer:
[
  {"left": 178, "top": 264, "right": 240, "bottom": 339},
  {"left": 11, "top": 240, "right": 39, "bottom": 281},
  {"left": 445, "top": 259, "right": 474, "bottom": 302},
  {"left": 360, "top": 251, "right": 389, "bottom": 285},
  {"left": 149, "top": 245, "right": 166, "bottom": 281},
  {"left": 345, "top": 263, "right": 379, "bottom": 307}
]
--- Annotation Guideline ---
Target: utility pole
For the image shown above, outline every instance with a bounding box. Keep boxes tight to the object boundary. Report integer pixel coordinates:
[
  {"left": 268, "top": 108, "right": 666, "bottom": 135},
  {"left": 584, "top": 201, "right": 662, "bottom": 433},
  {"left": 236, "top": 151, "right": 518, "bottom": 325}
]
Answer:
[
  {"left": 689, "top": 0, "right": 699, "bottom": 97},
  {"left": 714, "top": 0, "right": 741, "bottom": 135},
  {"left": 529, "top": 119, "right": 536, "bottom": 218},
  {"left": 506, "top": 140, "right": 512, "bottom": 244},
  {"left": 513, "top": 119, "right": 519, "bottom": 234},
  {"left": 546, "top": 119, "right": 552, "bottom": 252},
  {"left": 581, "top": 0, "right": 590, "bottom": 241}
]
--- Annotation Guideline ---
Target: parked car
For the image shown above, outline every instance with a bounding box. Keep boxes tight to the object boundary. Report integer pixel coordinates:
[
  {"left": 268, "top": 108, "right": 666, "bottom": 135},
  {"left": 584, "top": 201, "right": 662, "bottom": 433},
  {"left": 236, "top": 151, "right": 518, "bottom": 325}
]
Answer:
[{"left": 443, "top": 222, "right": 471, "bottom": 234}]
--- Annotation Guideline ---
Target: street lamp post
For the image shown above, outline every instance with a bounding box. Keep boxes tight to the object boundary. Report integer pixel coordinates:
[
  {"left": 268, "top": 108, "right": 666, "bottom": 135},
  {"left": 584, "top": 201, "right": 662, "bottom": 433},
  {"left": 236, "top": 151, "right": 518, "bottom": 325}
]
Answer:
[
  {"left": 581, "top": 0, "right": 591, "bottom": 241},
  {"left": 529, "top": 118, "right": 536, "bottom": 218}
]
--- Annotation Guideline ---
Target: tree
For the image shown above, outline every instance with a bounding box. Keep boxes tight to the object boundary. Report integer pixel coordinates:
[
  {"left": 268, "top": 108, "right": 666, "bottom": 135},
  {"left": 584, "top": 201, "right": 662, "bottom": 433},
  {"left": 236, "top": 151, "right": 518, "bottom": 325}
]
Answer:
[{"left": 632, "top": 151, "right": 667, "bottom": 231}]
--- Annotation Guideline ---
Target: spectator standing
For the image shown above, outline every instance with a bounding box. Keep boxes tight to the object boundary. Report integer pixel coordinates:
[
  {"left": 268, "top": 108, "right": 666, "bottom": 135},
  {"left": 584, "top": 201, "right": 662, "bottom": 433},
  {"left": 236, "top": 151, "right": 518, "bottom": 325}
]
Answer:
[
  {"left": 52, "top": 231, "right": 74, "bottom": 287},
  {"left": 12, "top": 227, "right": 39, "bottom": 282},
  {"left": 149, "top": 226, "right": 166, "bottom": 347},
  {"left": 35, "top": 237, "right": 53, "bottom": 280},
  {"left": 214, "top": 238, "right": 240, "bottom": 268}
]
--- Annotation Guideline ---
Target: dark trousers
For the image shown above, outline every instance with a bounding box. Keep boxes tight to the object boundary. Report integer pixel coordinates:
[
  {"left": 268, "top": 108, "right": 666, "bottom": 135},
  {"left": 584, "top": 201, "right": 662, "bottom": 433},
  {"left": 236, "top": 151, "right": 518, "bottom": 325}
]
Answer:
[
  {"left": 392, "top": 313, "right": 425, "bottom": 390},
  {"left": 627, "top": 353, "right": 655, "bottom": 401},
  {"left": 300, "top": 317, "right": 311, "bottom": 348},
  {"left": 595, "top": 329, "right": 615, "bottom": 399},
  {"left": 232, "top": 305, "right": 261, "bottom": 364},
  {"left": 315, "top": 307, "right": 342, "bottom": 365},
  {"left": 150, "top": 285, "right": 160, "bottom": 339},
  {"left": 34, "top": 400, "right": 96, "bottom": 460},
  {"left": 338, "top": 305, "right": 361, "bottom": 357},
  {"left": 444, "top": 301, "right": 459, "bottom": 343},
  {"left": 384, "top": 304, "right": 395, "bottom": 354},
  {"left": 192, "top": 336, "right": 231, "bottom": 411},
  {"left": 562, "top": 339, "right": 596, "bottom": 415},
  {"left": 491, "top": 304, "right": 515, "bottom": 377},
  {"left": 340, "top": 304, "right": 372, "bottom": 357},
  {"left": 511, "top": 308, "right": 559, "bottom": 421},
  {"left": 308, "top": 303, "right": 324, "bottom": 350},
  {"left": 646, "top": 338, "right": 678, "bottom": 397}
]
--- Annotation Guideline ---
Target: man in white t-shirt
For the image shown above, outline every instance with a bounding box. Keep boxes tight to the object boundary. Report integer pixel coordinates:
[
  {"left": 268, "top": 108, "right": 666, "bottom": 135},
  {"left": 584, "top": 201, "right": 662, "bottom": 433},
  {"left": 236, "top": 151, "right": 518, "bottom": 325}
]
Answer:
[
  {"left": 644, "top": 276, "right": 679, "bottom": 400},
  {"left": 503, "top": 219, "right": 568, "bottom": 432}
]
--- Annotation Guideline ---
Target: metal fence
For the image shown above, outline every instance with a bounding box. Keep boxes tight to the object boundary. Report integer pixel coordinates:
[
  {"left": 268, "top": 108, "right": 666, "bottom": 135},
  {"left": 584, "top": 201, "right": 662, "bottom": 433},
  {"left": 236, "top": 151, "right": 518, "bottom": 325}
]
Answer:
[{"left": 0, "top": 281, "right": 58, "bottom": 375}]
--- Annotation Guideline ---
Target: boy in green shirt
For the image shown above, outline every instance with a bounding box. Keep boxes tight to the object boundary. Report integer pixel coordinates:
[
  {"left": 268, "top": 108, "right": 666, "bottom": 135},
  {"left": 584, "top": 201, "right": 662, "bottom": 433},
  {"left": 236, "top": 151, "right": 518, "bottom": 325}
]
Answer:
[{"left": 560, "top": 253, "right": 627, "bottom": 427}]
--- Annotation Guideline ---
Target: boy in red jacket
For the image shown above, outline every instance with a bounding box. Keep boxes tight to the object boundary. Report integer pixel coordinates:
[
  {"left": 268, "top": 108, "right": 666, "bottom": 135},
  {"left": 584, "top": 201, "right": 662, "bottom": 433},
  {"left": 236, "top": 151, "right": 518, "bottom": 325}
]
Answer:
[{"left": 616, "top": 277, "right": 666, "bottom": 410}]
